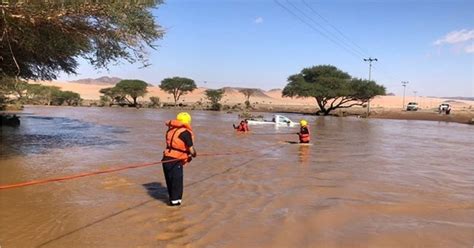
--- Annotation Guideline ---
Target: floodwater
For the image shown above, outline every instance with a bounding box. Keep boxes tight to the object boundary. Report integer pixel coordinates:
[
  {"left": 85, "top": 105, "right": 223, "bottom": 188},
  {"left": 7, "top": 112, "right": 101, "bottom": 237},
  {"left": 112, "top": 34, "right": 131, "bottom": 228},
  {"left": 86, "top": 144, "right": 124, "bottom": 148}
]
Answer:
[{"left": 1, "top": 106, "right": 473, "bottom": 247}]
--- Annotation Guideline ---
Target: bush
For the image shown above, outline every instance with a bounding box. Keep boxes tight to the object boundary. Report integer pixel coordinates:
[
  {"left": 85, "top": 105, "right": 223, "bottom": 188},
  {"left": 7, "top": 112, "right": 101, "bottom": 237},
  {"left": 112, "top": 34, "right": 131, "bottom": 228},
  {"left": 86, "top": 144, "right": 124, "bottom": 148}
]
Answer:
[
  {"left": 222, "top": 105, "right": 231, "bottom": 111},
  {"left": 204, "top": 89, "right": 225, "bottom": 111},
  {"left": 232, "top": 104, "right": 242, "bottom": 110},
  {"left": 99, "top": 96, "right": 110, "bottom": 107},
  {"left": 245, "top": 100, "right": 251, "bottom": 109},
  {"left": 149, "top": 96, "right": 160, "bottom": 108},
  {"left": 210, "top": 103, "right": 222, "bottom": 111}
]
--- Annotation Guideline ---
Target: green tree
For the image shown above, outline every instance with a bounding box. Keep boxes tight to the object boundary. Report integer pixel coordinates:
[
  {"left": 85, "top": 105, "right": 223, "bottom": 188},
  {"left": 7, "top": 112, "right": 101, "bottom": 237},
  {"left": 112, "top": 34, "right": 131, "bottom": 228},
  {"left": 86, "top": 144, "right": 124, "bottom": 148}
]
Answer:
[
  {"left": 205, "top": 89, "right": 225, "bottom": 111},
  {"left": 63, "top": 91, "right": 82, "bottom": 106},
  {"left": 239, "top": 88, "right": 257, "bottom": 109},
  {"left": 0, "top": 77, "right": 28, "bottom": 99},
  {"left": 115, "top": 80, "right": 148, "bottom": 106},
  {"left": 159, "top": 77, "right": 197, "bottom": 105},
  {"left": 51, "top": 91, "right": 82, "bottom": 106},
  {"left": 99, "top": 87, "right": 127, "bottom": 105},
  {"left": 282, "top": 65, "right": 386, "bottom": 115},
  {"left": 0, "top": 1, "right": 164, "bottom": 81},
  {"left": 25, "top": 84, "right": 61, "bottom": 105}
]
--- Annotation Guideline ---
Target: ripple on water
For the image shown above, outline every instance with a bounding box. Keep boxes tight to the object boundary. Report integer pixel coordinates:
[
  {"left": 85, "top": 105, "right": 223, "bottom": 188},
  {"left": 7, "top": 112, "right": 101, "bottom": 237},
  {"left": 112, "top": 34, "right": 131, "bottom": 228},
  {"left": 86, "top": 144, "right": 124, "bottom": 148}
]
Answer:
[
  {"left": 0, "top": 115, "right": 127, "bottom": 158},
  {"left": 1, "top": 107, "right": 474, "bottom": 247}
]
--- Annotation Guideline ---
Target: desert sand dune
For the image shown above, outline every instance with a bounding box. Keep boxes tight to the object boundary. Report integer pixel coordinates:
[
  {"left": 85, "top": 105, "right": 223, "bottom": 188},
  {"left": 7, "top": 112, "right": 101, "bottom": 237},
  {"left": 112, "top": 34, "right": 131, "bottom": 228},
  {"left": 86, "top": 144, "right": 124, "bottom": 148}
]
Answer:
[{"left": 37, "top": 81, "right": 474, "bottom": 111}]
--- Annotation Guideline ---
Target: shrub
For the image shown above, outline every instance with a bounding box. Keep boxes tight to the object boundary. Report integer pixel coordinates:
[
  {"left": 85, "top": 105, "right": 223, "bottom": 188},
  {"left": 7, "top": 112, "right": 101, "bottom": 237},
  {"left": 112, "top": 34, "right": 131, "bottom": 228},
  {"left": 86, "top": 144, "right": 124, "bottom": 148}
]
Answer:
[{"left": 149, "top": 96, "right": 160, "bottom": 108}]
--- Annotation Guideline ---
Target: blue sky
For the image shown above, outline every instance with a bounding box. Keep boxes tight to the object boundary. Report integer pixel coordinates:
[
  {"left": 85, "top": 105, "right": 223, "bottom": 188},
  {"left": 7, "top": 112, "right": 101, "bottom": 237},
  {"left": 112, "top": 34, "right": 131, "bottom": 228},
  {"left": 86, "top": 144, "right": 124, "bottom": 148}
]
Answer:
[{"left": 59, "top": 0, "right": 474, "bottom": 97}]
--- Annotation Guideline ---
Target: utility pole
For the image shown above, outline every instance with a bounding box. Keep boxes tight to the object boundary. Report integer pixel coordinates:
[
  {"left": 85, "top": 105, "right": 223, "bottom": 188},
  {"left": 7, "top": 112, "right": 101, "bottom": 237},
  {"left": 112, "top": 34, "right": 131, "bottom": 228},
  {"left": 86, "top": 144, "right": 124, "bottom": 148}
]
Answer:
[
  {"left": 413, "top": 91, "right": 417, "bottom": 102},
  {"left": 363, "top": 57, "right": 377, "bottom": 116},
  {"left": 402, "top": 81, "right": 409, "bottom": 109}
]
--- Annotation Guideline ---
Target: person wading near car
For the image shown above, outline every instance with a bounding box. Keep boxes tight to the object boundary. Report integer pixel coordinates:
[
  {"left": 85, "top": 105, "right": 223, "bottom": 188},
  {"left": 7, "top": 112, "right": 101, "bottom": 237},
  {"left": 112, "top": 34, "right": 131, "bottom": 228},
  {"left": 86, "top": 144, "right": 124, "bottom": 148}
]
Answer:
[
  {"left": 233, "top": 119, "right": 249, "bottom": 132},
  {"left": 162, "top": 112, "right": 197, "bottom": 206},
  {"left": 297, "top": 120, "right": 310, "bottom": 143}
]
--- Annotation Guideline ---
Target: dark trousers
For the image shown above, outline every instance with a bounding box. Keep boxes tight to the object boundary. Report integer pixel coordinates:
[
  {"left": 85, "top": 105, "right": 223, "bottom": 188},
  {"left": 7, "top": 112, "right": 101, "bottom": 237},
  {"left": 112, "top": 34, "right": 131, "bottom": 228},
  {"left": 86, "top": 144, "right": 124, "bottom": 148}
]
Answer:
[{"left": 162, "top": 156, "right": 184, "bottom": 201}]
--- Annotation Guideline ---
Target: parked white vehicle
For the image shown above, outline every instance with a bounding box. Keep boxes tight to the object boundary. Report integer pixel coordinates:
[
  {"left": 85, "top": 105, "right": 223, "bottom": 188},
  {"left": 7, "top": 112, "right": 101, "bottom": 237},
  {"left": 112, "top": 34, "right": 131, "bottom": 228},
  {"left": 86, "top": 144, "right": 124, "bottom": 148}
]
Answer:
[
  {"left": 406, "top": 102, "right": 418, "bottom": 111},
  {"left": 439, "top": 103, "right": 451, "bottom": 114},
  {"left": 247, "top": 115, "right": 298, "bottom": 127}
]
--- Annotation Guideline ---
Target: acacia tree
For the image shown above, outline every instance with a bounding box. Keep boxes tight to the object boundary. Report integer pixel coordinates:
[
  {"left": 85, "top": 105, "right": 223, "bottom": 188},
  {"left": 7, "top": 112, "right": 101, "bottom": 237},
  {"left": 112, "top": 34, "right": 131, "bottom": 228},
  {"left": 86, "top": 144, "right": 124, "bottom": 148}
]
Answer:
[
  {"left": 0, "top": 1, "right": 164, "bottom": 109},
  {"left": 239, "top": 88, "right": 257, "bottom": 108},
  {"left": 99, "top": 87, "right": 127, "bottom": 105},
  {"left": 282, "top": 65, "right": 386, "bottom": 115},
  {"left": 100, "top": 80, "right": 148, "bottom": 107},
  {"left": 51, "top": 91, "right": 82, "bottom": 106},
  {"left": 30, "top": 85, "right": 61, "bottom": 105},
  {"left": 205, "top": 89, "right": 225, "bottom": 110},
  {"left": 115, "top": 80, "right": 148, "bottom": 106},
  {"left": 159, "top": 77, "right": 197, "bottom": 105},
  {"left": 0, "top": 1, "right": 164, "bottom": 81}
]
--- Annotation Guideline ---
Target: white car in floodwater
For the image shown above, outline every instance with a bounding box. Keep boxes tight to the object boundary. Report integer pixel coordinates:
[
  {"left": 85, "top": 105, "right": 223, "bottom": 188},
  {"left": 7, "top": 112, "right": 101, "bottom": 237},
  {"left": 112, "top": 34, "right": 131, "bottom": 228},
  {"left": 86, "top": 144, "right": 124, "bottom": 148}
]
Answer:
[{"left": 247, "top": 115, "right": 298, "bottom": 127}]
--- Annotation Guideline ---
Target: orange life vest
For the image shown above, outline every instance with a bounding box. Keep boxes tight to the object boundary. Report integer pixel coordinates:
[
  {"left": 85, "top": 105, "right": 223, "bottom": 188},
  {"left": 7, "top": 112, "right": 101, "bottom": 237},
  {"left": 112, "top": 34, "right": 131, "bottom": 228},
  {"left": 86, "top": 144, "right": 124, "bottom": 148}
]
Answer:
[
  {"left": 299, "top": 126, "right": 310, "bottom": 143},
  {"left": 236, "top": 122, "right": 249, "bottom": 132},
  {"left": 163, "top": 120, "right": 194, "bottom": 160}
]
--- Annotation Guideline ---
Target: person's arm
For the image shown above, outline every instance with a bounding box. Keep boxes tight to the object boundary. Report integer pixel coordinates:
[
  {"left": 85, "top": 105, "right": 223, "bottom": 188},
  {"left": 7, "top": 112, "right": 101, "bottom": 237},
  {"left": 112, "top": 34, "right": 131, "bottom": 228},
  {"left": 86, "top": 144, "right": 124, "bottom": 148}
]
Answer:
[
  {"left": 188, "top": 146, "right": 197, "bottom": 157},
  {"left": 179, "top": 130, "right": 197, "bottom": 157}
]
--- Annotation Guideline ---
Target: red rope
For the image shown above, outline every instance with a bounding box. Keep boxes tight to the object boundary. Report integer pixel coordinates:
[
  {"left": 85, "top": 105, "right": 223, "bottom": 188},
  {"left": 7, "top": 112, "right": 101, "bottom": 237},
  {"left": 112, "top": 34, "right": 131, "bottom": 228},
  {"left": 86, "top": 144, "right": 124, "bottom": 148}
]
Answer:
[
  {"left": 0, "top": 158, "right": 182, "bottom": 190},
  {"left": 0, "top": 144, "right": 282, "bottom": 190}
]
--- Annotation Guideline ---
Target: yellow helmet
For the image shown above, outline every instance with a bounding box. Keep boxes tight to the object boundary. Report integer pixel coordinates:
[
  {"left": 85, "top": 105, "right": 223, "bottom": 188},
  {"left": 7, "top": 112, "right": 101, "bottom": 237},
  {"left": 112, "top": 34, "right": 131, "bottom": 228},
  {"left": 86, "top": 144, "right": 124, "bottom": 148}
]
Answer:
[
  {"left": 177, "top": 112, "right": 192, "bottom": 124},
  {"left": 300, "top": 119, "right": 308, "bottom": 126}
]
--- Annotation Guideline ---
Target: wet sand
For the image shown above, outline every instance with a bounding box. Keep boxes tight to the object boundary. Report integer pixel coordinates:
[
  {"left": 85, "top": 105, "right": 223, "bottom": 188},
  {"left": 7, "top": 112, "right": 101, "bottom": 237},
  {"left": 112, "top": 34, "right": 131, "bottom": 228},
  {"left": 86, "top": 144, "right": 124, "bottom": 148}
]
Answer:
[
  {"left": 370, "top": 109, "right": 474, "bottom": 124},
  {"left": 1, "top": 106, "right": 473, "bottom": 247}
]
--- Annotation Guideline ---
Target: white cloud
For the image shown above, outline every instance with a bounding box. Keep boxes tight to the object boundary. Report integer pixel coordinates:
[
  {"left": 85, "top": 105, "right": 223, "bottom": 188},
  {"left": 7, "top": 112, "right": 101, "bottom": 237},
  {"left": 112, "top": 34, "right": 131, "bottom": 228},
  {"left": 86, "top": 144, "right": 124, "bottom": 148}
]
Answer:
[
  {"left": 465, "top": 43, "right": 474, "bottom": 53},
  {"left": 434, "top": 29, "right": 474, "bottom": 45},
  {"left": 433, "top": 29, "right": 474, "bottom": 55},
  {"left": 254, "top": 17, "right": 263, "bottom": 24}
]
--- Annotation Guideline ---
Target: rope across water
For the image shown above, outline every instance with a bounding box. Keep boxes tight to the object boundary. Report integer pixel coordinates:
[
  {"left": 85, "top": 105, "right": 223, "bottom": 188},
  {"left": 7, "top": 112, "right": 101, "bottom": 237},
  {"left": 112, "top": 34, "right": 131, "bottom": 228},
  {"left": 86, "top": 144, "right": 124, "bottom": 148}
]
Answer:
[{"left": 0, "top": 143, "right": 284, "bottom": 190}]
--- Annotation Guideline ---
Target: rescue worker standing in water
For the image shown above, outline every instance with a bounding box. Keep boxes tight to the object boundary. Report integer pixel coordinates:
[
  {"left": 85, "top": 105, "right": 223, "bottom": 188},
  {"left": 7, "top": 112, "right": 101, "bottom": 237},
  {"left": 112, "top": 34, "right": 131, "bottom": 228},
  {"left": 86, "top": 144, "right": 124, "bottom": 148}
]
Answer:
[
  {"left": 162, "top": 112, "right": 197, "bottom": 206},
  {"left": 297, "top": 120, "right": 310, "bottom": 143},
  {"left": 233, "top": 119, "right": 249, "bottom": 132}
]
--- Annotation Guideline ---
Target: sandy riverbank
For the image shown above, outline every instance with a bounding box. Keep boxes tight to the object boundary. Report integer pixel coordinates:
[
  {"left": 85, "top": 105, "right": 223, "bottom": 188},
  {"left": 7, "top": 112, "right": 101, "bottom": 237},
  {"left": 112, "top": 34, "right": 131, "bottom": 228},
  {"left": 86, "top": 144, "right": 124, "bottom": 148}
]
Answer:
[{"left": 31, "top": 81, "right": 474, "bottom": 124}]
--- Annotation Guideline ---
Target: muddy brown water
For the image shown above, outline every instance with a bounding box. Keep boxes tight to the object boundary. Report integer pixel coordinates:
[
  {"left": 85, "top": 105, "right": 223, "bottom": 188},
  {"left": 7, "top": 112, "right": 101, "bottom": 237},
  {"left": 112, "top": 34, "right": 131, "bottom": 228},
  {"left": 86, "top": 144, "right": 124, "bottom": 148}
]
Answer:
[{"left": 1, "top": 106, "right": 473, "bottom": 247}]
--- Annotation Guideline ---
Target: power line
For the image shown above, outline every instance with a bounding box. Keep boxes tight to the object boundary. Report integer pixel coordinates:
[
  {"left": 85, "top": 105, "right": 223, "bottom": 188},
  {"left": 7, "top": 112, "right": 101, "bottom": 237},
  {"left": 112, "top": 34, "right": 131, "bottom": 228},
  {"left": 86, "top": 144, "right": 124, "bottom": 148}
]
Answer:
[
  {"left": 284, "top": 0, "right": 367, "bottom": 58},
  {"left": 285, "top": 0, "right": 367, "bottom": 58},
  {"left": 274, "top": 0, "right": 364, "bottom": 60},
  {"left": 301, "top": 0, "right": 372, "bottom": 58},
  {"left": 299, "top": 0, "right": 400, "bottom": 87},
  {"left": 275, "top": 0, "right": 400, "bottom": 90}
]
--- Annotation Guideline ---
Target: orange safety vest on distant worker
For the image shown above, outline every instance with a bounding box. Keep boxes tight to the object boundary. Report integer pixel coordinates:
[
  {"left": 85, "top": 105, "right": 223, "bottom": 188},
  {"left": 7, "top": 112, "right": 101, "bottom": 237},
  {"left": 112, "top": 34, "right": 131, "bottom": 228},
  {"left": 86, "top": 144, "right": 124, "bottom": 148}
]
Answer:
[
  {"left": 299, "top": 126, "right": 310, "bottom": 143},
  {"left": 243, "top": 122, "right": 249, "bottom": 131},
  {"left": 163, "top": 120, "right": 194, "bottom": 160},
  {"left": 236, "top": 122, "right": 249, "bottom": 132}
]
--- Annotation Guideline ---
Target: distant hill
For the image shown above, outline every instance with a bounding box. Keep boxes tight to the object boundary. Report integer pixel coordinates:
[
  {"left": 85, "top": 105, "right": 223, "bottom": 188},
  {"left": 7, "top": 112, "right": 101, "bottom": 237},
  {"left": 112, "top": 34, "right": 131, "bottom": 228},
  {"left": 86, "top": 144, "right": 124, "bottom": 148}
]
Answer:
[
  {"left": 439, "top": 96, "right": 474, "bottom": 101},
  {"left": 267, "top": 88, "right": 282, "bottom": 92},
  {"left": 221, "top": 87, "right": 271, "bottom": 98},
  {"left": 70, "top": 76, "right": 122, "bottom": 85}
]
